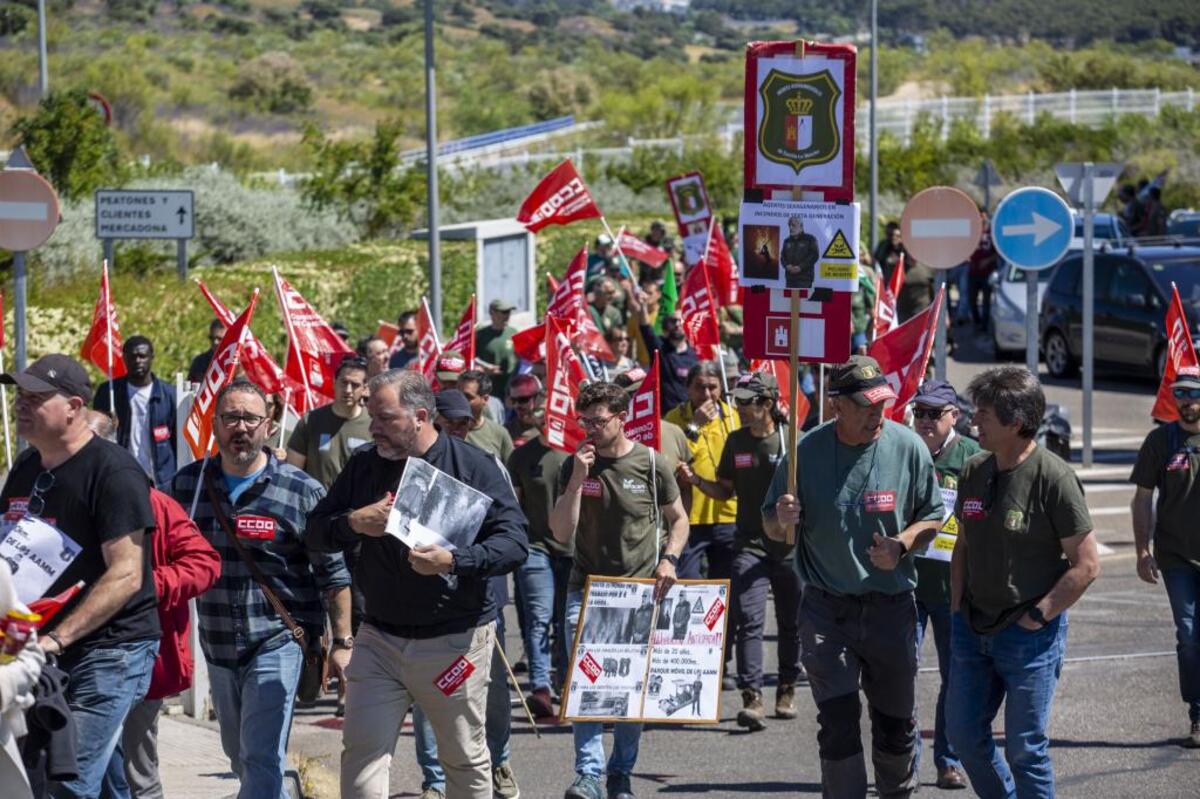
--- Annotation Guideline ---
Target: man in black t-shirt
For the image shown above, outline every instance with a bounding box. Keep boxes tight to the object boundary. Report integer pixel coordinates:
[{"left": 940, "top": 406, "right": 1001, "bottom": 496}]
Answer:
[
  {"left": 0, "top": 354, "right": 160, "bottom": 798},
  {"left": 187, "top": 318, "right": 227, "bottom": 383}
]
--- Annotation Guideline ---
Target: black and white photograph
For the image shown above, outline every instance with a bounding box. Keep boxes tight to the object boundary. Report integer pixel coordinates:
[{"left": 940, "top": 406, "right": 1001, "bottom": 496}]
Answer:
[
  {"left": 384, "top": 456, "right": 493, "bottom": 551},
  {"left": 580, "top": 590, "right": 655, "bottom": 646}
]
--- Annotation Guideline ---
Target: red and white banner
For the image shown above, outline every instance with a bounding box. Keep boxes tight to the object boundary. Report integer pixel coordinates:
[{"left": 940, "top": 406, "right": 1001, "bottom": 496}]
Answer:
[
  {"left": 80, "top": 261, "right": 127, "bottom": 379},
  {"left": 544, "top": 315, "right": 588, "bottom": 454},
  {"left": 413, "top": 299, "right": 442, "bottom": 380},
  {"left": 184, "top": 291, "right": 259, "bottom": 459},
  {"left": 869, "top": 286, "right": 943, "bottom": 422},
  {"left": 376, "top": 320, "right": 399, "bottom": 349},
  {"left": 273, "top": 270, "right": 354, "bottom": 407},
  {"left": 517, "top": 160, "right": 602, "bottom": 233},
  {"left": 679, "top": 264, "right": 721, "bottom": 360},
  {"left": 742, "top": 288, "right": 853, "bottom": 363},
  {"left": 513, "top": 248, "right": 613, "bottom": 362},
  {"left": 441, "top": 296, "right": 477, "bottom": 368},
  {"left": 616, "top": 229, "right": 668, "bottom": 268},
  {"left": 704, "top": 222, "right": 739, "bottom": 307},
  {"left": 623, "top": 354, "right": 661, "bottom": 451},
  {"left": 1153, "top": 283, "right": 1199, "bottom": 422},
  {"left": 749, "top": 358, "right": 811, "bottom": 424}
]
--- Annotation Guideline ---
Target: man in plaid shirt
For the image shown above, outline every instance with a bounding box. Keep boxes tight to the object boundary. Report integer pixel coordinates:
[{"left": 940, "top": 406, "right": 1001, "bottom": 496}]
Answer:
[{"left": 172, "top": 380, "right": 352, "bottom": 799}]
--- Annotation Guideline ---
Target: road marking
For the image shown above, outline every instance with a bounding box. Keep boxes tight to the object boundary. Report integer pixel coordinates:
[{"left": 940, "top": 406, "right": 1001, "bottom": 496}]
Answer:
[
  {"left": 1095, "top": 541, "right": 1116, "bottom": 555},
  {"left": 1089, "top": 507, "right": 1131, "bottom": 517},
  {"left": 0, "top": 200, "right": 49, "bottom": 221},
  {"left": 910, "top": 218, "right": 973, "bottom": 238},
  {"left": 1080, "top": 484, "right": 1133, "bottom": 494},
  {"left": 1073, "top": 465, "right": 1132, "bottom": 478},
  {"left": 1071, "top": 435, "right": 1147, "bottom": 448}
]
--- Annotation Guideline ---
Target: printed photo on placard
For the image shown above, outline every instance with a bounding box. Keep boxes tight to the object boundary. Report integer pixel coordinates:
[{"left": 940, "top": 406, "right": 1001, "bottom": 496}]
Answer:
[
  {"left": 666, "top": 173, "right": 712, "bottom": 227},
  {"left": 385, "top": 457, "right": 493, "bottom": 551},
  {"left": 737, "top": 200, "right": 861, "bottom": 292}
]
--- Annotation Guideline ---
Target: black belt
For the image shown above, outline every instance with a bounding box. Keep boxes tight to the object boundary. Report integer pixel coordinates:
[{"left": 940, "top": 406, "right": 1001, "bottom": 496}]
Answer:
[{"left": 806, "top": 585, "right": 914, "bottom": 605}]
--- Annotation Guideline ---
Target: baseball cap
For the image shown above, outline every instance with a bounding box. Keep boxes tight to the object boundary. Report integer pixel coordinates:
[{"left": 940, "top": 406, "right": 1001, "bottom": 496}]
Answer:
[
  {"left": 0, "top": 354, "right": 94, "bottom": 403},
  {"left": 912, "top": 379, "right": 958, "bottom": 408},
  {"left": 827, "top": 355, "right": 896, "bottom": 406},
  {"left": 613, "top": 367, "right": 649, "bottom": 395},
  {"left": 508, "top": 373, "right": 543, "bottom": 397},
  {"left": 1171, "top": 367, "right": 1200, "bottom": 390},
  {"left": 596, "top": 233, "right": 613, "bottom": 247},
  {"left": 489, "top": 298, "right": 516, "bottom": 313},
  {"left": 435, "top": 389, "right": 473, "bottom": 421},
  {"left": 435, "top": 351, "right": 467, "bottom": 382},
  {"left": 731, "top": 372, "right": 779, "bottom": 402}
]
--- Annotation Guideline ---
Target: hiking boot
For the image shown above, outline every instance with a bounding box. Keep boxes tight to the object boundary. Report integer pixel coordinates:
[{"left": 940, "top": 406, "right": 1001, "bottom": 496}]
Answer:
[
  {"left": 528, "top": 686, "right": 555, "bottom": 719},
  {"left": 721, "top": 674, "right": 737, "bottom": 691},
  {"left": 606, "top": 773, "right": 635, "bottom": 799},
  {"left": 736, "top": 688, "right": 767, "bottom": 732},
  {"left": 936, "top": 765, "right": 967, "bottom": 790},
  {"left": 775, "top": 682, "right": 798, "bottom": 719},
  {"left": 1188, "top": 720, "right": 1200, "bottom": 748},
  {"left": 564, "top": 774, "right": 604, "bottom": 799},
  {"left": 493, "top": 761, "right": 520, "bottom": 798},
  {"left": 419, "top": 789, "right": 445, "bottom": 799}
]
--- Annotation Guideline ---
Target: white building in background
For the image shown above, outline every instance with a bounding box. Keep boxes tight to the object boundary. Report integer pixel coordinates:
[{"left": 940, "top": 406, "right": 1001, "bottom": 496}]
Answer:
[{"left": 611, "top": 0, "right": 691, "bottom": 14}]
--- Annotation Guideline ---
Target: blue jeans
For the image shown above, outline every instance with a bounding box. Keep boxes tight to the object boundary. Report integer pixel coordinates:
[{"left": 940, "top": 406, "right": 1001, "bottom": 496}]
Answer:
[
  {"left": 208, "top": 635, "right": 304, "bottom": 799},
  {"left": 53, "top": 639, "right": 159, "bottom": 799},
  {"left": 514, "top": 548, "right": 573, "bottom": 692},
  {"left": 1162, "top": 566, "right": 1200, "bottom": 722},
  {"left": 566, "top": 591, "right": 643, "bottom": 778},
  {"left": 915, "top": 600, "right": 962, "bottom": 774},
  {"left": 946, "top": 611, "right": 1067, "bottom": 799}
]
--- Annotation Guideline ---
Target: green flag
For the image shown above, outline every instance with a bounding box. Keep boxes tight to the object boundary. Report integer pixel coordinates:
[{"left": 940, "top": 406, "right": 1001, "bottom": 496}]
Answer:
[{"left": 657, "top": 262, "right": 677, "bottom": 334}]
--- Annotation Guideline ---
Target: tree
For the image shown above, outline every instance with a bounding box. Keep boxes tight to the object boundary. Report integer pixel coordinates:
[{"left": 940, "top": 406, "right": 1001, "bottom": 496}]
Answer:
[{"left": 10, "top": 89, "right": 125, "bottom": 201}]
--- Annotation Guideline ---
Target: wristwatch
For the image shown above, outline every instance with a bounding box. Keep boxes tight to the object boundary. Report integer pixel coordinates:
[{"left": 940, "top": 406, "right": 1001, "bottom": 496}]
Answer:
[
  {"left": 1027, "top": 606, "right": 1048, "bottom": 628},
  {"left": 332, "top": 636, "right": 354, "bottom": 649},
  {"left": 659, "top": 553, "right": 680, "bottom": 568}
]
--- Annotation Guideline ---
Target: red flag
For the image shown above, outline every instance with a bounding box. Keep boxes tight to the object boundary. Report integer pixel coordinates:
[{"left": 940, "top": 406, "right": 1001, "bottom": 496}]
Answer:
[
  {"left": 544, "top": 316, "right": 588, "bottom": 454},
  {"left": 704, "top": 223, "right": 738, "bottom": 307},
  {"left": 1153, "top": 283, "right": 1199, "bottom": 422},
  {"left": 408, "top": 299, "right": 441, "bottom": 381},
  {"left": 80, "top": 262, "right": 127, "bottom": 378},
  {"left": 869, "top": 286, "right": 944, "bottom": 422},
  {"left": 616, "top": 229, "right": 669, "bottom": 268},
  {"left": 516, "top": 160, "right": 602, "bottom": 233},
  {"left": 441, "top": 296, "right": 477, "bottom": 367},
  {"left": 873, "top": 269, "right": 899, "bottom": 340},
  {"left": 513, "top": 249, "right": 612, "bottom": 362},
  {"left": 888, "top": 253, "right": 907, "bottom": 298},
  {"left": 273, "top": 270, "right": 354, "bottom": 407},
  {"left": 623, "top": 353, "right": 662, "bottom": 450},
  {"left": 749, "top": 358, "right": 811, "bottom": 424},
  {"left": 184, "top": 291, "right": 260, "bottom": 459},
  {"left": 376, "top": 321, "right": 399, "bottom": 349},
  {"left": 679, "top": 264, "right": 721, "bottom": 360}
]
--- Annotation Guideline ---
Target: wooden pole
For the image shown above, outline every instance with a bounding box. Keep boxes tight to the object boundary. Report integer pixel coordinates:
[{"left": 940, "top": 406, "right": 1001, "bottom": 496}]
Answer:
[{"left": 784, "top": 39, "right": 807, "bottom": 547}]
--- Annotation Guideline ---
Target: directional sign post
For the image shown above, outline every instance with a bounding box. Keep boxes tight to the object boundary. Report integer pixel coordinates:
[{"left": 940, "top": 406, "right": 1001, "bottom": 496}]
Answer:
[{"left": 95, "top": 189, "right": 195, "bottom": 282}]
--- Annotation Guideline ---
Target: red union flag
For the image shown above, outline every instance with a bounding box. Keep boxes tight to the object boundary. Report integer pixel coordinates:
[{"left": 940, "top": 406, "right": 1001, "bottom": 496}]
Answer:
[
  {"left": 623, "top": 354, "right": 661, "bottom": 450},
  {"left": 679, "top": 264, "right": 721, "bottom": 359},
  {"left": 442, "top": 296, "right": 477, "bottom": 367},
  {"left": 273, "top": 270, "right": 354, "bottom": 406},
  {"left": 517, "top": 160, "right": 602, "bottom": 233},
  {"left": 513, "top": 249, "right": 612, "bottom": 362},
  {"left": 1153, "top": 283, "right": 1199, "bottom": 422},
  {"left": 704, "top": 223, "right": 739, "bottom": 306},
  {"left": 616, "top": 228, "right": 668, "bottom": 268},
  {"left": 869, "top": 286, "right": 943, "bottom": 422},
  {"left": 80, "top": 262, "right": 127, "bottom": 378},
  {"left": 376, "top": 320, "right": 399, "bottom": 349},
  {"left": 873, "top": 270, "right": 898, "bottom": 340},
  {"left": 413, "top": 299, "right": 441, "bottom": 380},
  {"left": 184, "top": 291, "right": 260, "bottom": 459},
  {"left": 544, "top": 316, "right": 588, "bottom": 453}
]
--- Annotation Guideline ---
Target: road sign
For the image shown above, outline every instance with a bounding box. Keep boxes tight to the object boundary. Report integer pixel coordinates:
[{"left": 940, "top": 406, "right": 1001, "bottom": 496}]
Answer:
[
  {"left": 1055, "top": 162, "right": 1123, "bottom": 209},
  {"left": 991, "top": 187, "right": 1072, "bottom": 271},
  {"left": 0, "top": 169, "right": 60, "bottom": 252},
  {"left": 899, "top": 186, "right": 982, "bottom": 270},
  {"left": 742, "top": 288, "right": 852, "bottom": 363},
  {"left": 974, "top": 159, "right": 1002, "bottom": 190},
  {"left": 95, "top": 190, "right": 194, "bottom": 240}
]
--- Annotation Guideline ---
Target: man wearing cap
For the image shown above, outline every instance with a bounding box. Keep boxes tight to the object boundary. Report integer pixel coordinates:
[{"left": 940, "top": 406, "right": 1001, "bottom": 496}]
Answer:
[
  {"left": 1131, "top": 368, "right": 1200, "bottom": 747},
  {"left": 94, "top": 335, "right": 178, "bottom": 489},
  {"left": 0, "top": 354, "right": 162, "bottom": 797},
  {"left": 476, "top": 299, "right": 520, "bottom": 399},
  {"left": 910, "top": 380, "right": 979, "bottom": 790},
  {"left": 458, "top": 370, "right": 515, "bottom": 463},
  {"left": 434, "top": 350, "right": 467, "bottom": 389},
  {"left": 587, "top": 234, "right": 616, "bottom": 280},
  {"left": 682, "top": 371, "right": 805, "bottom": 732},
  {"left": 435, "top": 388, "right": 473, "bottom": 440},
  {"left": 762, "top": 354, "right": 944, "bottom": 797}
]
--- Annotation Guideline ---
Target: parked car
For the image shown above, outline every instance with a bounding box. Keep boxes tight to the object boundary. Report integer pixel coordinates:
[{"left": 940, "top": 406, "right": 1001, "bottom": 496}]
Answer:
[
  {"left": 1168, "top": 210, "right": 1200, "bottom": 239},
  {"left": 1069, "top": 212, "right": 1130, "bottom": 249},
  {"left": 989, "top": 260, "right": 1057, "bottom": 358},
  {"left": 1039, "top": 245, "right": 1200, "bottom": 380}
]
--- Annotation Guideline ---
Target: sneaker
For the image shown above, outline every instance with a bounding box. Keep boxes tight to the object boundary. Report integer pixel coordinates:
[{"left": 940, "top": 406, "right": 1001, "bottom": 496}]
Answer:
[
  {"left": 564, "top": 774, "right": 604, "bottom": 799},
  {"left": 795, "top": 664, "right": 810, "bottom": 685},
  {"left": 419, "top": 789, "right": 445, "bottom": 799},
  {"left": 493, "top": 761, "right": 520, "bottom": 799},
  {"left": 1188, "top": 720, "right": 1200, "bottom": 748},
  {"left": 606, "top": 773, "right": 635, "bottom": 799},
  {"left": 936, "top": 766, "right": 968, "bottom": 790},
  {"left": 735, "top": 688, "right": 767, "bottom": 732},
  {"left": 775, "top": 682, "right": 798, "bottom": 719},
  {"left": 528, "top": 687, "right": 555, "bottom": 719}
]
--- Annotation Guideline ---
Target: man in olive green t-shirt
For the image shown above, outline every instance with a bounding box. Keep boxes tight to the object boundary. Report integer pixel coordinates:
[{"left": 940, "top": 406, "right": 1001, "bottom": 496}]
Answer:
[
  {"left": 458, "top": 369, "right": 514, "bottom": 462},
  {"left": 475, "top": 299, "right": 519, "bottom": 399},
  {"left": 947, "top": 366, "right": 1100, "bottom": 798},
  {"left": 287, "top": 357, "right": 371, "bottom": 489},
  {"left": 1130, "top": 370, "right": 1200, "bottom": 746}
]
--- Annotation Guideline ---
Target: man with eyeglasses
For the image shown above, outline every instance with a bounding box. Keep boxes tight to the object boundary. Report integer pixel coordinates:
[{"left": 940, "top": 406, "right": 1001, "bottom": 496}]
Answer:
[
  {"left": 475, "top": 299, "right": 520, "bottom": 400},
  {"left": 549, "top": 381, "right": 689, "bottom": 799},
  {"left": 172, "top": 380, "right": 353, "bottom": 799},
  {"left": 762, "top": 355, "right": 945, "bottom": 798},
  {"left": 505, "top": 374, "right": 545, "bottom": 448},
  {"left": 187, "top": 319, "right": 227, "bottom": 384},
  {"left": 1131, "top": 368, "right": 1200, "bottom": 748},
  {"left": 0, "top": 354, "right": 162, "bottom": 798},
  {"left": 388, "top": 310, "right": 421, "bottom": 370},
  {"left": 947, "top": 366, "right": 1100, "bottom": 799},
  {"left": 94, "top": 335, "right": 178, "bottom": 489},
  {"left": 910, "top": 380, "right": 980, "bottom": 790}
]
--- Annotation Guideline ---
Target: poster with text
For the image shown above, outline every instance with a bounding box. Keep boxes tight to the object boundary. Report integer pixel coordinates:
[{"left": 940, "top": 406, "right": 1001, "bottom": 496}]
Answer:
[{"left": 738, "top": 200, "right": 860, "bottom": 292}]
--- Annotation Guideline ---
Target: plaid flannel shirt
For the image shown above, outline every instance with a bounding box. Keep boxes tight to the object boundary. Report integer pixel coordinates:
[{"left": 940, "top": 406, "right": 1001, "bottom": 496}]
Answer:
[{"left": 171, "top": 453, "right": 350, "bottom": 669}]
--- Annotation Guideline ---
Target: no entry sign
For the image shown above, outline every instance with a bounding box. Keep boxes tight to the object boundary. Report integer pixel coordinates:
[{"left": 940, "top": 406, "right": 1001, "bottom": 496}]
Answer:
[
  {"left": 0, "top": 169, "right": 60, "bottom": 252},
  {"left": 900, "top": 187, "right": 982, "bottom": 270},
  {"left": 742, "top": 288, "right": 852, "bottom": 363}
]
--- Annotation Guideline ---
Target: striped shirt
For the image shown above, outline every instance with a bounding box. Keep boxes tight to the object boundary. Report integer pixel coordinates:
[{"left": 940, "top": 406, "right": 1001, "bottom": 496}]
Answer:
[{"left": 171, "top": 453, "right": 350, "bottom": 669}]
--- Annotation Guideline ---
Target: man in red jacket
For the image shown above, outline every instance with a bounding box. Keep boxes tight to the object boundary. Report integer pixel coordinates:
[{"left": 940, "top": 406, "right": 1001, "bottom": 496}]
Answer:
[{"left": 89, "top": 411, "right": 221, "bottom": 799}]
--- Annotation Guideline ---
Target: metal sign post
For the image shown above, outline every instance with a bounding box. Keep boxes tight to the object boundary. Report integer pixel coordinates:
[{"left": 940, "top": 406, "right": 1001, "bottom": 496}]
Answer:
[
  {"left": 934, "top": 271, "right": 948, "bottom": 379},
  {"left": 1025, "top": 269, "right": 1039, "bottom": 374},
  {"left": 94, "top": 189, "right": 195, "bottom": 281},
  {"left": 1082, "top": 162, "right": 1095, "bottom": 467}
]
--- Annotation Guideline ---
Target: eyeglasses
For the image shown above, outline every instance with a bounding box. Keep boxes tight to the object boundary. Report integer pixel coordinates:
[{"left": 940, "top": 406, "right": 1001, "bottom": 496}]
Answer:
[
  {"left": 28, "top": 471, "right": 55, "bottom": 517},
  {"left": 912, "top": 406, "right": 953, "bottom": 421},
  {"left": 1173, "top": 388, "right": 1200, "bottom": 400},
  {"left": 578, "top": 415, "right": 617, "bottom": 430},
  {"left": 510, "top": 394, "right": 538, "bottom": 405},
  {"left": 734, "top": 396, "right": 766, "bottom": 406},
  {"left": 400, "top": 328, "right": 417, "bottom": 335},
  {"left": 219, "top": 413, "right": 267, "bottom": 429}
]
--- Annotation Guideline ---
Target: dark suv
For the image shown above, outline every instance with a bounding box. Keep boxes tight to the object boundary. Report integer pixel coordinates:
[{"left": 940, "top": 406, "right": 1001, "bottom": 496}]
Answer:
[{"left": 1039, "top": 245, "right": 1200, "bottom": 380}]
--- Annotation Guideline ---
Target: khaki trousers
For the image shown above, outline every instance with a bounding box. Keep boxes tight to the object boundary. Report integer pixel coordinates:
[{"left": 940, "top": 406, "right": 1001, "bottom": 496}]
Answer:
[{"left": 340, "top": 621, "right": 495, "bottom": 799}]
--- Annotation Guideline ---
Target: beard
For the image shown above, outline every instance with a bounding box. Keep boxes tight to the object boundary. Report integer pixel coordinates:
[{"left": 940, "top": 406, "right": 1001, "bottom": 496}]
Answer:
[
  {"left": 1180, "top": 405, "right": 1200, "bottom": 424},
  {"left": 667, "top": 328, "right": 686, "bottom": 345},
  {"left": 225, "top": 433, "right": 263, "bottom": 466},
  {"left": 375, "top": 426, "right": 418, "bottom": 461}
]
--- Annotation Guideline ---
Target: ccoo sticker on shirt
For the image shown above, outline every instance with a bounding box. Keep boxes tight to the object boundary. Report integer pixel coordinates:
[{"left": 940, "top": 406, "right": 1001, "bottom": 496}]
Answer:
[
  {"left": 962, "top": 498, "right": 986, "bottom": 520},
  {"left": 734, "top": 453, "right": 754, "bottom": 469},
  {"left": 435, "top": 655, "right": 475, "bottom": 696},
  {"left": 1167, "top": 452, "right": 1190, "bottom": 471},
  {"left": 863, "top": 490, "right": 896, "bottom": 513},
  {"left": 152, "top": 425, "right": 171, "bottom": 443},
  {"left": 3, "top": 498, "right": 29, "bottom": 522},
  {"left": 581, "top": 478, "right": 603, "bottom": 498},
  {"left": 234, "top": 514, "right": 277, "bottom": 541}
]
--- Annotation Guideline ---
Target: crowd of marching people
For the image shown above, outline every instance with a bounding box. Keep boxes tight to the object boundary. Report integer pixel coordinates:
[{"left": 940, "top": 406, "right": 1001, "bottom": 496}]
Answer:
[{"left": 0, "top": 216, "right": 1196, "bottom": 799}]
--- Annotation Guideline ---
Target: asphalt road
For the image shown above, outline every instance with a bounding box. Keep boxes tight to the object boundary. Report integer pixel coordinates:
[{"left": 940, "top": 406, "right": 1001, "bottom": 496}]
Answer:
[{"left": 287, "top": 329, "right": 1199, "bottom": 798}]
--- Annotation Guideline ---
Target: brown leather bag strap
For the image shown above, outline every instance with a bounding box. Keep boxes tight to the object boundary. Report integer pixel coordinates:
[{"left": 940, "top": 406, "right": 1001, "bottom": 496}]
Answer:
[{"left": 203, "top": 476, "right": 306, "bottom": 644}]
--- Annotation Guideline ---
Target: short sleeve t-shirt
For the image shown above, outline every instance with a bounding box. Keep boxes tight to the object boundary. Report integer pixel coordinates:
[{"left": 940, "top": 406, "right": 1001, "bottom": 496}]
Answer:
[
  {"left": 506, "top": 438, "right": 572, "bottom": 557},
  {"left": 467, "top": 417, "right": 515, "bottom": 463},
  {"left": 0, "top": 436, "right": 160, "bottom": 649},
  {"left": 762, "top": 420, "right": 944, "bottom": 596},
  {"left": 958, "top": 446, "right": 1093, "bottom": 634},
  {"left": 658, "top": 421, "right": 692, "bottom": 471},
  {"left": 127, "top": 382, "right": 155, "bottom": 478},
  {"left": 1130, "top": 422, "right": 1200, "bottom": 571},
  {"left": 475, "top": 325, "right": 519, "bottom": 397},
  {"left": 556, "top": 443, "right": 681, "bottom": 591},
  {"left": 717, "top": 426, "right": 791, "bottom": 560},
  {"left": 287, "top": 405, "right": 372, "bottom": 489},
  {"left": 914, "top": 433, "right": 983, "bottom": 608}
]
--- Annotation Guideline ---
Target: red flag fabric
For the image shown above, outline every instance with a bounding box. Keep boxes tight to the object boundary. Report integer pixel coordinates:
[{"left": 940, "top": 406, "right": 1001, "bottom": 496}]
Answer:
[
  {"left": 869, "top": 286, "right": 944, "bottom": 422},
  {"left": 544, "top": 316, "right": 588, "bottom": 454},
  {"left": 1152, "top": 283, "right": 1200, "bottom": 422},
  {"left": 412, "top": 299, "right": 442, "bottom": 380},
  {"left": 513, "top": 249, "right": 612, "bottom": 362},
  {"left": 889, "top": 253, "right": 907, "bottom": 299},
  {"left": 80, "top": 262, "right": 127, "bottom": 378},
  {"left": 184, "top": 291, "right": 260, "bottom": 459},
  {"left": 616, "top": 229, "right": 669, "bottom": 268},
  {"left": 516, "top": 160, "right": 602, "bottom": 233},
  {"left": 623, "top": 353, "right": 662, "bottom": 451},
  {"left": 873, "top": 270, "right": 899, "bottom": 340},
  {"left": 273, "top": 271, "right": 354, "bottom": 407},
  {"left": 749, "top": 358, "right": 811, "bottom": 425},
  {"left": 442, "top": 296, "right": 477, "bottom": 367},
  {"left": 376, "top": 321, "right": 399, "bottom": 349},
  {"left": 679, "top": 264, "right": 721, "bottom": 360},
  {"left": 704, "top": 223, "right": 739, "bottom": 307}
]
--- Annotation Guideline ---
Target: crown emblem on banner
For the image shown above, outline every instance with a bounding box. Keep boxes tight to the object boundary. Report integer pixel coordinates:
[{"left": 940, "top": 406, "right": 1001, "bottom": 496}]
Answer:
[{"left": 786, "top": 95, "right": 814, "bottom": 115}]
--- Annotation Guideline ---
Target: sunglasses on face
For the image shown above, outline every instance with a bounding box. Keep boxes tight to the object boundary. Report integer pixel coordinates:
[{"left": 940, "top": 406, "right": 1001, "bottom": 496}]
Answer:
[
  {"left": 734, "top": 396, "right": 767, "bottom": 406},
  {"left": 510, "top": 394, "right": 538, "bottom": 405},
  {"left": 912, "top": 406, "right": 952, "bottom": 421},
  {"left": 1173, "top": 388, "right": 1200, "bottom": 400}
]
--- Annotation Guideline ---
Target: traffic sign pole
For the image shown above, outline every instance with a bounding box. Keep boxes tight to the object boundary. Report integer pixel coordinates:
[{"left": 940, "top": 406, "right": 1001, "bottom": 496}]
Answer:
[
  {"left": 934, "top": 271, "right": 947, "bottom": 380},
  {"left": 13, "top": 253, "right": 26, "bottom": 372},
  {"left": 1025, "top": 269, "right": 1039, "bottom": 374},
  {"left": 1082, "top": 162, "right": 1095, "bottom": 468}
]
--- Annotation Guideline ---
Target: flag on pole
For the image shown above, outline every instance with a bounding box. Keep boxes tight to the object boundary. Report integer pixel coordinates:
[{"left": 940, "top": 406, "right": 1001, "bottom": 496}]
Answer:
[
  {"left": 1152, "top": 283, "right": 1200, "bottom": 422},
  {"left": 516, "top": 160, "right": 602, "bottom": 233},
  {"left": 272, "top": 270, "right": 354, "bottom": 406},
  {"left": 80, "top": 262, "right": 127, "bottom": 378},
  {"left": 441, "top": 296, "right": 477, "bottom": 367},
  {"left": 657, "top": 259, "right": 678, "bottom": 334},
  {"left": 704, "top": 223, "right": 739, "bottom": 307},
  {"left": 513, "top": 248, "right": 612, "bottom": 362},
  {"left": 623, "top": 354, "right": 662, "bottom": 451},
  {"left": 544, "top": 315, "right": 588, "bottom": 454},
  {"left": 413, "top": 298, "right": 442, "bottom": 380},
  {"left": 616, "top": 229, "right": 669, "bottom": 268},
  {"left": 869, "top": 286, "right": 944, "bottom": 422},
  {"left": 183, "top": 291, "right": 260, "bottom": 459},
  {"left": 376, "top": 321, "right": 399, "bottom": 349},
  {"left": 679, "top": 264, "right": 721, "bottom": 360}
]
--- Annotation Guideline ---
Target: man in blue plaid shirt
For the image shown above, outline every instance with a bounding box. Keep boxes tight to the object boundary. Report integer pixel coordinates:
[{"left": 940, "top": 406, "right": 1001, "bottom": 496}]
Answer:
[{"left": 172, "top": 380, "right": 352, "bottom": 799}]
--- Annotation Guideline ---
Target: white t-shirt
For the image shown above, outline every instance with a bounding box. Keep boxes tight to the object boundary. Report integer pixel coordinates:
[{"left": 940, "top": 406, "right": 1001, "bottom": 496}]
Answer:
[{"left": 128, "top": 382, "right": 154, "bottom": 477}]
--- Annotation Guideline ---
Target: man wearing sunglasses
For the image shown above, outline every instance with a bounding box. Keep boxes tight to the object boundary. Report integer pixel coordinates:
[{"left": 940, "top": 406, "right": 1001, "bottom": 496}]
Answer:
[
  {"left": 505, "top": 374, "right": 545, "bottom": 448},
  {"left": 0, "top": 354, "right": 162, "bottom": 798},
  {"left": 388, "top": 310, "right": 421, "bottom": 370},
  {"left": 1131, "top": 369, "right": 1200, "bottom": 748}
]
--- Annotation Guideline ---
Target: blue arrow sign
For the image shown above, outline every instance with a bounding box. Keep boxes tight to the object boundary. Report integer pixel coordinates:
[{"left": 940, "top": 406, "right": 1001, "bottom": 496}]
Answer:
[{"left": 991, "top": 187, "right": 1072, "bottom": 271}]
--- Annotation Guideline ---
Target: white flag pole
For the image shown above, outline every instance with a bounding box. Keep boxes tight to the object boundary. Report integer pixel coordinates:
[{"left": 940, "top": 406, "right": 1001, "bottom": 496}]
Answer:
[
  {"left": 0, "top": 349, "right": 11, "bottom": 471},
  {"left": 277, "top": 386, "right": 292, "bottom": 448},
  {"left": 103, "top": 260, "right": 116, "bottom": 414},
  {"left": 272, "top": 267, "right": 315, "bottom": 410}
]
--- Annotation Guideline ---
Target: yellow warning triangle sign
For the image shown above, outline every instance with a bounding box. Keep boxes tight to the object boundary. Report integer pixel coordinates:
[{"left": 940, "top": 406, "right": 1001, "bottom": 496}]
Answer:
[{"left": 822, "top": 229, "right": 854, "bottom": 259}]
